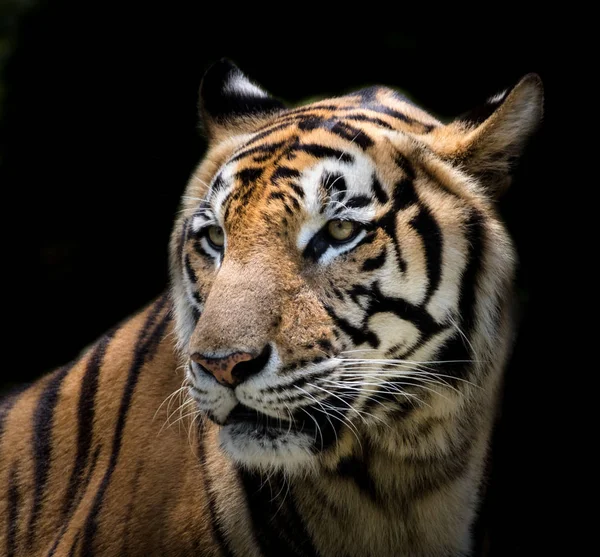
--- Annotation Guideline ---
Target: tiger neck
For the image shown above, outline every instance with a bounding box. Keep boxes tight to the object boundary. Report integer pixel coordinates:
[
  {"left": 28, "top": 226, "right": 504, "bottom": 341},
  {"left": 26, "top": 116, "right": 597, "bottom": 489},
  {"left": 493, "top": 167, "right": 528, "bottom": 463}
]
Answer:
[{"left": 207, "top": 428, "right": 483, "bottom": 557}]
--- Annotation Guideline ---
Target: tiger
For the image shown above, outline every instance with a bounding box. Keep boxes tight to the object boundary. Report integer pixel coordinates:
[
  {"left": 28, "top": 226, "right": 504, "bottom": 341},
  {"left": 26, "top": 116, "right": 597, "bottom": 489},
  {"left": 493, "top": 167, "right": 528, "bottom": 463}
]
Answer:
[{"left": 0, "top": 59, "right": 543, "bottom": 556}]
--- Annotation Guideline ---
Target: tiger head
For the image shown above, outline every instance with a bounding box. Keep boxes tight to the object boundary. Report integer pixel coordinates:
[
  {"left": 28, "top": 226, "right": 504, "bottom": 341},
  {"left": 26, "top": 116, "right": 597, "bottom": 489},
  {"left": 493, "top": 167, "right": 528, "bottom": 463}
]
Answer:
[{"left": 170, "top": 60, "right": 542, "bottom": 475}]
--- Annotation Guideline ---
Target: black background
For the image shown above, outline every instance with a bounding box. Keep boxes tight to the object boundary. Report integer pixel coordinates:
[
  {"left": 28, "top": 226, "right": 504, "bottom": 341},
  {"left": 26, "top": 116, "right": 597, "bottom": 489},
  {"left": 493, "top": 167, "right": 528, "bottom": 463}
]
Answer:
[{"left": 1, "top": 4, "right": 564, "bottom": 555}]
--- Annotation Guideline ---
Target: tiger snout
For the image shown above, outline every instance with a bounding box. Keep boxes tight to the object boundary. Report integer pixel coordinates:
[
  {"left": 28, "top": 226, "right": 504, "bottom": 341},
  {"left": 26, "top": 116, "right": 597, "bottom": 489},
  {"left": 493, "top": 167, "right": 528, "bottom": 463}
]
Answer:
[{"left": 190, "top": 345, "right": 272, "bottom": 387}]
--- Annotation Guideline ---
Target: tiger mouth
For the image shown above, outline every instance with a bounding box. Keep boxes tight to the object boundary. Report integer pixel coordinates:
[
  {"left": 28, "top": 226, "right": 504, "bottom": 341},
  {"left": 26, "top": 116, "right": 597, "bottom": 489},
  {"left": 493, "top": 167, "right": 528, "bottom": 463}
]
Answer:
[{"left": 223, "top": 404, "right": 316, "bottom": 436}]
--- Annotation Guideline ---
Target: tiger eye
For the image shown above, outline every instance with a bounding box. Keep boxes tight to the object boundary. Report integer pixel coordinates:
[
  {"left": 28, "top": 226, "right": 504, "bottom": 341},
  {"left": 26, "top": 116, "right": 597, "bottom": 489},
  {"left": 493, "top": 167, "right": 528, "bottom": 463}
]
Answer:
[
  {"left": 327, "top": 220, "right": 357, "bottom": 242},
  {"left": 207, "top": 225, "right": 225, "bottom": 248}
]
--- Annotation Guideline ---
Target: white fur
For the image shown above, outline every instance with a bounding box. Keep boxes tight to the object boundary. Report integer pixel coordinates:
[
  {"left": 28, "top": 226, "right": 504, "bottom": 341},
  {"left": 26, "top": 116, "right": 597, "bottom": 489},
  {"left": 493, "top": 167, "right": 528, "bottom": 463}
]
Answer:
[
  {"left": 219, "top": 425, "right": 316, "bottom": 475},
  {"left": 488, "top": 91, "right": 508, "bottom": 104},
  {"left": 224, "top": 74, "right": 269, "bottom": 98}
]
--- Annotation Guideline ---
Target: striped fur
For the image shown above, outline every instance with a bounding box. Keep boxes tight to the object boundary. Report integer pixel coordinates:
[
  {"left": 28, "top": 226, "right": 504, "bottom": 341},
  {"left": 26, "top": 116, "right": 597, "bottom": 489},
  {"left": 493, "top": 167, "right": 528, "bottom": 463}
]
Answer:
[{"left": 1, "top": 60, "right": 543, "bottom": 556}]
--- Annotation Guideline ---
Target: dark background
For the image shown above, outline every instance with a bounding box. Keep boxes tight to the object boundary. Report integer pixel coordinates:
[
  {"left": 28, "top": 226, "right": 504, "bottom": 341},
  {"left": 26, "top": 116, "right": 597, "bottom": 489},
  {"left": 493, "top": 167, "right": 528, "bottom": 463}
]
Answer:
[{"left": 1, "top": 3, "right": 564, "bottom": 555}]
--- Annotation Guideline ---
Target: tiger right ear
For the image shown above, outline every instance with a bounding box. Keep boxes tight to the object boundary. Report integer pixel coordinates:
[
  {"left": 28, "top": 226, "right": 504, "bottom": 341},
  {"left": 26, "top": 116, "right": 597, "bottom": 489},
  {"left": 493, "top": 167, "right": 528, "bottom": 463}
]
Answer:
[
  {"left": 431, "top": 74, "right": 544, "bottom": 198},
  {"left": 199, "top": 59, "right": 285, "bottom": 143}
]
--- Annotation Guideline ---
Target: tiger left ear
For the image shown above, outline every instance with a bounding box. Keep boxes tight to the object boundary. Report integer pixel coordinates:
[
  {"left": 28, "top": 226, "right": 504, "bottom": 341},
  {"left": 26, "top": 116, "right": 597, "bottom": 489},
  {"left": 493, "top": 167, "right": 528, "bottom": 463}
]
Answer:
[
  {"left": 199, "top": 59, "right": 285, "bottom": 143},
  {"left": 433, "top": 74, "right": 544, "bottom": 198}
]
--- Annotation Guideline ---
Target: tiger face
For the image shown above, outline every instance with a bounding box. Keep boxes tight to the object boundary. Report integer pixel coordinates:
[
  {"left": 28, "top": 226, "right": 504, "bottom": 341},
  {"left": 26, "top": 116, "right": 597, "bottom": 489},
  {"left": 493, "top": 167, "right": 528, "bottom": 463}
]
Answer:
[{"left": 170, "top": 61, "right": 542, "bottom": 475}]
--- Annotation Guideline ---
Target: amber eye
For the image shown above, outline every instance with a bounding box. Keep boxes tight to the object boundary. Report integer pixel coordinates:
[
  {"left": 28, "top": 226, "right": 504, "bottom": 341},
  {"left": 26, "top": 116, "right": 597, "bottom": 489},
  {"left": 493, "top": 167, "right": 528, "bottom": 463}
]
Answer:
[
  {"left": 326, "top": 220, "right": 358, "bottom": 243},
  {"left": 206, "top": 225, "right": 225, "bottom": 249}
]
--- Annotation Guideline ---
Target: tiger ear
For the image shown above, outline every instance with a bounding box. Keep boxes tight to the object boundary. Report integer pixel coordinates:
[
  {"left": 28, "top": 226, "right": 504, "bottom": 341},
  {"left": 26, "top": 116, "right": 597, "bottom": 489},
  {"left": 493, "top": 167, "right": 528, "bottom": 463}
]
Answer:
[
  {"left": 433, "top": 74, "right": 544, "bottom": 198},
  {"left": 199, "top": 59, "right": 285, "bottom": 143}
]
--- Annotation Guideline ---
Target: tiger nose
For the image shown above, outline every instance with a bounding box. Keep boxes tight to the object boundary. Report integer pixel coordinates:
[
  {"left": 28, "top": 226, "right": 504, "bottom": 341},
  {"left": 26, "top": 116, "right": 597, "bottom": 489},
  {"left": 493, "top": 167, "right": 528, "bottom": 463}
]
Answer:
[{"left": 190, "top": 351, "right": 257, "bottom": 387}]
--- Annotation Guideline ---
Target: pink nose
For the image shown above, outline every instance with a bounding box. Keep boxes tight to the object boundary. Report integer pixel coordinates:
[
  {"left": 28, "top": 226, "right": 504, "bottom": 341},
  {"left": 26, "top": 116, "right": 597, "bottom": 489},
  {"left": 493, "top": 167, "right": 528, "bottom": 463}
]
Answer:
[{"left": 191, "top": 352, "right": 254, "bottom": 387}]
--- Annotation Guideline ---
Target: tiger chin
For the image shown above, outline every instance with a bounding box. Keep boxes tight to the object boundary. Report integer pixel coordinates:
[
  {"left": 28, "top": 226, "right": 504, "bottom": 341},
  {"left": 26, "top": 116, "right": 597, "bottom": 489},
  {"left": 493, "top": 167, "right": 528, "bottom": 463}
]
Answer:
[{"left": 1, "top": 58, "right": 542, "bottom": 557}]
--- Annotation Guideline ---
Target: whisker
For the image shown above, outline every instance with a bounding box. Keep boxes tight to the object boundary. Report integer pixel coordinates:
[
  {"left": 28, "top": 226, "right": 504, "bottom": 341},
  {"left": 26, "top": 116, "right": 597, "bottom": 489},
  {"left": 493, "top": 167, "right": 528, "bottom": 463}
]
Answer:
[
  {"left": 153, "top": 383, "right": 189, "bottom": 423},
  {"left": 294, "top": 386, "right": 362, "bottom": 450},
  {"left": 322, "top": 380, "right": 430, "bottom": 409},
  {"left": 308, "top": 383, "right": 388, "bottom": 428},
  {"left": 293, "top": 386, "right": 334, "bottom": 449},
  {"left": 331, "top": 369, "right": 464, "bottom": 395},
  {"left": 333, "top": 368, "right": 481, "bottom": 389}
]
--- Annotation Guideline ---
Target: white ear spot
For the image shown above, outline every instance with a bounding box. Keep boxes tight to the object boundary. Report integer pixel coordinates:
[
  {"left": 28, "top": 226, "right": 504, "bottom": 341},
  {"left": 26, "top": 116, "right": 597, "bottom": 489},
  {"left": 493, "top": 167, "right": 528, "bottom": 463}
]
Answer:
[
  {"left": 224, "top": 75, "right": 269, "bottom": 98},
  {"left": 488, "top": 91, "right": 508, "bottom": 105}
]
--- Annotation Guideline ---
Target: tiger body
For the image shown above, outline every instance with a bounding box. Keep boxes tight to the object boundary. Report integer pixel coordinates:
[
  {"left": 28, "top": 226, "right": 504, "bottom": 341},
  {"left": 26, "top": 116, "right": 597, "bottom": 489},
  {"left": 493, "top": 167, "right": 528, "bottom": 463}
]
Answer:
[{"left": 0, "top": 60, "right": 543, "bottom": 556}]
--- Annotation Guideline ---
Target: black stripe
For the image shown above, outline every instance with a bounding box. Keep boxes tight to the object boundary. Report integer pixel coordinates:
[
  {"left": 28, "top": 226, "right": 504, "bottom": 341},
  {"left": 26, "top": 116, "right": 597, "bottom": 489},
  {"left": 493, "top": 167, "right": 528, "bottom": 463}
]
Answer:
[
  {"left": 335, "top": 452, "right": 377, "bottom": 502},
  {"left": 6, "top": 464, "right": 20, "bottom": 557},
  {"left": 253, "top": 110, "right": 393, "bottom": 140},
  {"left": 287, "top": 103, "right": 435, "bottom": 133},
  {"left": 296, "top": 143, "right": 354, "bottom": 164},
  {"left": 243, "top": 122, "right": 294, "bottom": 148},
  {"left": 366, "top": 282, "right": 443, "bottom": 338},
  {"left": 343, "top": 113, "right": 394, "bottom": 130},
  {"left": 393, "top": 177, "right": 418, "bottom": 210},
  {"left": 61, "top": 334, "right": 113, "bottom": 520},
  {"left": 345, "top": 195, "right": 371, "bottom": 209},
  {"left": 329, "top": 121, "right": 374, "bottom": 149},
  {"left": 220, "top": 191, "right": 233, "bottom": 219},
  {"left": 268, "top": 191, "right": 288, "bottom": 202},
  {"left": 364, "top": 104, "right": 435, "bottom": 132},
  {"left": 80, "top": 296, "right": 171, "bottom": 556},
  {"left": 289, "top": 182, "right": 305, "bottom": 199},
  {"left": 373, "top": 175, "right": 418, "bottom": 274},
  {"left": 371, "top": 175, "right": 389, "bottom": 204},
  {"left": 362, "top": 248, "right": 387, "bottom": 272},
  {"left": 280, "top": 490, "right": 322, "bottom": 557},
  {"left": 429, "top": 335, "right": 472, "bottom": 383},
  {"left": 284, "top": 103, "right": 348, "bottom": 116},
  {"left": 237, "top": 167, "right": 263, "bottom": 186},
  {"left": 271, "top": 166, "right": 301, "bottom": 183},
  {"left": 375, "top": 208, "right": 407, "bottom": 274},
  {"left": 458, "top": 210, "right": 484, "bottom": 333},
  {"left": 27, "top": 359, "right": 77, "bottom": 545},
  {"left": 238, "top": 469, "right": 322, "bottom": 557},
  {"left": 296, "top": 116, "right": 323, "bottom": 131},
  {"left": 322, "top": 172, "right": 346, "bottom": 196},
  {"left": 208, "top": 175, "right": 225, "bottom": 194},
  {"left": 184, "top": 254, "right": 198, "bottom": 284},
  {"left": 395, "top": 153, "right": 417, "bottom": 181},
  {"left": 332, "top": 286, "right": 344, "bottom": 300},
  {"left": 229, "top": 140, "right": 287, "bottom": 163},
  {"left": 425, "top": 210, "right": 485, "bottom": 383},
  {"left": 325, "top": 305, "right": 380, "bottom": 348},
  {"left": 47, "top": 445, "right": 101, "bottom": 557},
  {"left": 317, "top": 338, "right": 333, "bottom": 353},
  {"left": 410, "top": 204, "right": 443, "bottom": 307},
  {"left": 192, "top": 292, "right": 203, "bottom": 309}
]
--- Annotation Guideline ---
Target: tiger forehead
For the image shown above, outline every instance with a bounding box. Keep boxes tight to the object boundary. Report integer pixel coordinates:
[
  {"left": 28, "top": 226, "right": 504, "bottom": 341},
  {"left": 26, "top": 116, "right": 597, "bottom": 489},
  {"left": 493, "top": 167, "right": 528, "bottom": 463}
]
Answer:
[
  {"left": 213, "top": 132, "right": 385, "bottom": 227},
  {"left": 196, "top": 88, "right": 442, "bottom": 230}
]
